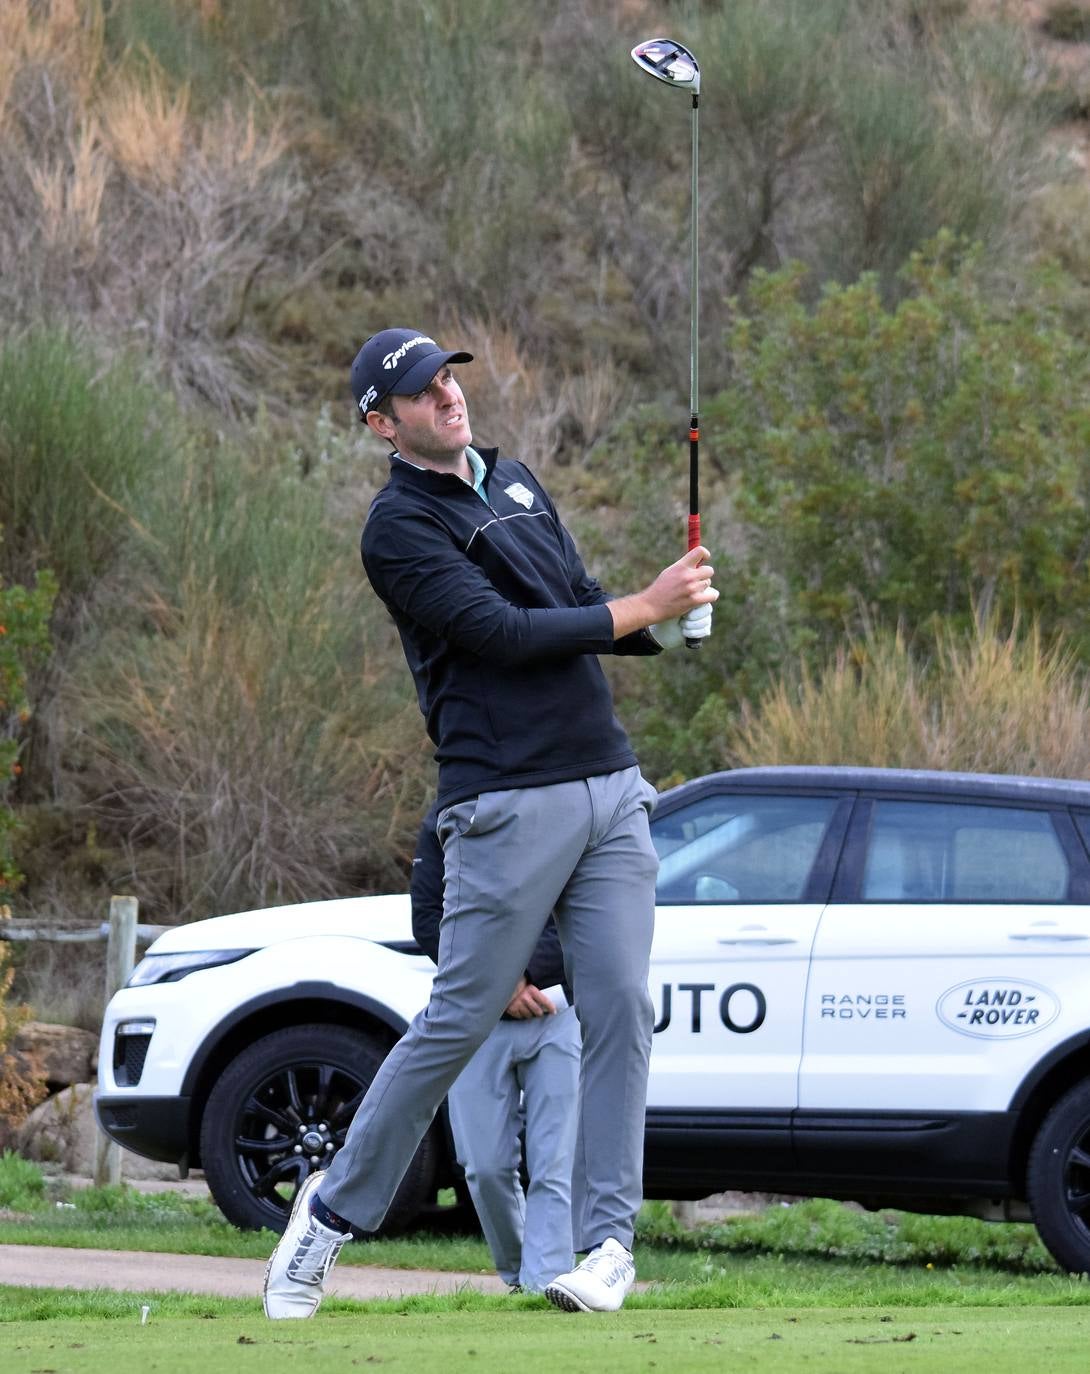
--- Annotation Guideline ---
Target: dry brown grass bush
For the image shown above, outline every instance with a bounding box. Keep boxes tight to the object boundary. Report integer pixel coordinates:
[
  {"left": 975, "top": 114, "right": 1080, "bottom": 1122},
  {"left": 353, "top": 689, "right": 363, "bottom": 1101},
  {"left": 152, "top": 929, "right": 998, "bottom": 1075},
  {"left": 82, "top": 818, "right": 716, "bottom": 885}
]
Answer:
[
  {"left": 0, "top": 0, "right": 305, "bottom": 413},
  {"left": 38, "top": 415, "right": 433, "bottom": 923},
  {"left": 0, "top": 0, "right": 102, "bottom": 132},
  {"left": 60, "top": 575, "right": 430, "bottom": 923},
  {"left": 729, "top": 615, "right": 1090, "bottom": 779},
  {"left": 453, "top": 320, "right": 634, "bottom": 470},
  {"left": 0, "top": 910, "right": 48, "bottom": 1131}
]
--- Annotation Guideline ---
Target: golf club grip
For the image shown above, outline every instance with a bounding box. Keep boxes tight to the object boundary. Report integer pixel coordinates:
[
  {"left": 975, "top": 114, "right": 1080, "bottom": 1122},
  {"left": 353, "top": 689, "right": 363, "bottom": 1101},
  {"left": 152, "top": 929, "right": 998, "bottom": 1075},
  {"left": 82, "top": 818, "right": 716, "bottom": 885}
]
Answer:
[
  {"left": 686, "top": 513, "right": 702, "bottom": 650},
  {"left": 687, "top": 428, "right": 701, "bottom": 648},
  {"left": 688, "top": 421, "right": 700, "bottom": 545}
]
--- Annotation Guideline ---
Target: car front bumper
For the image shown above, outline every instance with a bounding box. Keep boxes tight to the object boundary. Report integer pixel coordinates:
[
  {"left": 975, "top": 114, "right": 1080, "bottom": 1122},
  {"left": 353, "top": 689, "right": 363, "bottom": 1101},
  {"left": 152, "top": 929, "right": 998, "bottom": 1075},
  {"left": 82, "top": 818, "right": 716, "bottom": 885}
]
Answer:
[{"left": 94, "top": 1092, "right": 192, "bottom": 1168}]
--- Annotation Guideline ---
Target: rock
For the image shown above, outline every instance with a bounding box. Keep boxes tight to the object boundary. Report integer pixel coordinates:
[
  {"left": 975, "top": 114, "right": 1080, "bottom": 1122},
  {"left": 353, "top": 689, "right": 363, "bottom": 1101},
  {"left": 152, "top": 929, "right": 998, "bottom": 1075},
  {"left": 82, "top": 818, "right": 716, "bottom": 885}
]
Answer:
[
  {"left": 692, "top": 1191, "right": 810, "bottom": 1221},
  {"left": 15, "top": 1083, "right": 180, "bottom": 1181},
  {"left": 11, "top": 1021, "right": 99, "bottom": 1088}
]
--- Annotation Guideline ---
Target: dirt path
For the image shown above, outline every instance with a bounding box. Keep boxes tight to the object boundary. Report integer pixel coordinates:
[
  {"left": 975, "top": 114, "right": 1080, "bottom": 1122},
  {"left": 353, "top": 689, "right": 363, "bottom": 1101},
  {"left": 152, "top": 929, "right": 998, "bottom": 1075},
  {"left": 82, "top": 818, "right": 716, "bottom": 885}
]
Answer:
[{"left": 0, "top": 1243, "right": 508, "bottom": 1300}]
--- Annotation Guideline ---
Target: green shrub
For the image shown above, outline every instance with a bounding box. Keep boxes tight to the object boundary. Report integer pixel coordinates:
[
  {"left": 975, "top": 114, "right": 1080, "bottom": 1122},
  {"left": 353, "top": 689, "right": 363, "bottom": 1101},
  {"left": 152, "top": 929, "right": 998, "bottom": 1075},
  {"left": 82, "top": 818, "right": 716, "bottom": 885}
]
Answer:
[
  {"left": 1043, "top": 4, "right": 1090, "bottom": 43},
  {"left": 66, "top": 1182, "right": 222, "bottom": 1223},
  {"left": 709, "top": 237, "right": 1090, "bottom": 654},
  {"left": 825, "top": 67, "right": 978, "bottom": 283},
  {"left": 103, "top": 0, "right": 234, "bottom": 110},
  {"left": 0, "top": 565, "right": 57, "bottom": 892},
  {"left": 0, "top": 1149, "right": 46, "bottom": 1211},
  {"left": 0, "top": 330, "right": 169, "bottom": 609},
  {"left": 637, "top": 1196, "right": 1057, "bottom": 1274}
]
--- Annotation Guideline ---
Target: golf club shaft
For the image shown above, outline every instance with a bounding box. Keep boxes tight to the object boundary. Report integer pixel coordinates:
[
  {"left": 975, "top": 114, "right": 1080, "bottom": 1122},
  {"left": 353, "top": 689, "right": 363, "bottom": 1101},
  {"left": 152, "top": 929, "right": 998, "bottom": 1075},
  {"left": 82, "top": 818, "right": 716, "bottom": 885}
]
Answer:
[{"left": 687, "top": 91, "right": 702, "bottom": 647}]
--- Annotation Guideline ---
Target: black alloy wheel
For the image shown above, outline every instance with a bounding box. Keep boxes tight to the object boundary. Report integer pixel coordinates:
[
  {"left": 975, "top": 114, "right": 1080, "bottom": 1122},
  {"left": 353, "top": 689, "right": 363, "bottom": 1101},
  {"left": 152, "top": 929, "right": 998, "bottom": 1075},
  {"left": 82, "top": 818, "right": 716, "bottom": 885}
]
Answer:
[
  {"left": 1027, "top": 1078, "right": 1090, "bottom": 1275},
  {"left": 199, "top": 1023, "right": 437, "bottom": 1234}
]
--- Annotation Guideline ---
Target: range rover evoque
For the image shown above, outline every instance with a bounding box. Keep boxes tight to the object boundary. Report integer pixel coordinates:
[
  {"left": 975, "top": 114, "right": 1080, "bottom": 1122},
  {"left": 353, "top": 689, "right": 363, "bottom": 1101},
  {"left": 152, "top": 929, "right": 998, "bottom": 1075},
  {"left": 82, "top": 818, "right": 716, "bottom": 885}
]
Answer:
[{"left": 97, "top": 766, "right": 1090, "bottom": 1273}]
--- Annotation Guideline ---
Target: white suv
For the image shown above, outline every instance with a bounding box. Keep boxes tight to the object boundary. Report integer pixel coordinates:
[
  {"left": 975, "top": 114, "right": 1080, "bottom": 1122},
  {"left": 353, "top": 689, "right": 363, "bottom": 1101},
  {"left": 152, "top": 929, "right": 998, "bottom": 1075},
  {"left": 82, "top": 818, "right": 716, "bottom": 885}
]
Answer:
[{"left": 96, "top": 767, "right": 1090, "bottom": 1273}]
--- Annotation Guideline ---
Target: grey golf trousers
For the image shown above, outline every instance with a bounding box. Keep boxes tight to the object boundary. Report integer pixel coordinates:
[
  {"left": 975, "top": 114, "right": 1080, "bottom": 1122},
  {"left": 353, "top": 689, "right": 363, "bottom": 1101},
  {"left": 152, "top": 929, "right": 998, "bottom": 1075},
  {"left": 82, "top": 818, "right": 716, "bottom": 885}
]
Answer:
[
  {"left": 448, "top": 1005, "right": 581, "bottom": 1292},
  {"left": 320, "top": 766, "right": 658, "bottom": 1253}
]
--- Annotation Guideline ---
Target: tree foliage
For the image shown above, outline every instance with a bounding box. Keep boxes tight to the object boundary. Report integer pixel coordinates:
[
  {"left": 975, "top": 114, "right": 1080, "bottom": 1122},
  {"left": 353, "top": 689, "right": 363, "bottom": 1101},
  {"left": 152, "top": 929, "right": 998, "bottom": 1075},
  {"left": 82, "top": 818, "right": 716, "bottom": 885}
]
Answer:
[
  {"left": 0, "top": 559, "right": 56, "bottom": 893},
  {"left": 711, "top": 236, "right": 1090, "bottom": 654}
]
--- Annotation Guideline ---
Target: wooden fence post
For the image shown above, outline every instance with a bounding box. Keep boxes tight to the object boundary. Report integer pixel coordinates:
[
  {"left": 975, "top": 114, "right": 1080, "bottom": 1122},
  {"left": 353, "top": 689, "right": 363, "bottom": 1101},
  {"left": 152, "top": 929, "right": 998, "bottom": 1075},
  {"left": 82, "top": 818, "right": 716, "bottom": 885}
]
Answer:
[
  {"left": 93, "top": 895, "right": 138, "bottom": 1188},
  {"left": 671, "top": 1200, "right": 698, "bottom": 1228}
]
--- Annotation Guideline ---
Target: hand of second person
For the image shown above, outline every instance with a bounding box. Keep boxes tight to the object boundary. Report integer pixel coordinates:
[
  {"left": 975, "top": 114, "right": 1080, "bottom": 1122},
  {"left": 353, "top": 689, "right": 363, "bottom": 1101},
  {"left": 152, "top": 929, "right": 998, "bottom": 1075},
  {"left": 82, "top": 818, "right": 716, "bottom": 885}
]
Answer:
[{"left": 505, "top": 977, "right": 556, "bottom": 1018}]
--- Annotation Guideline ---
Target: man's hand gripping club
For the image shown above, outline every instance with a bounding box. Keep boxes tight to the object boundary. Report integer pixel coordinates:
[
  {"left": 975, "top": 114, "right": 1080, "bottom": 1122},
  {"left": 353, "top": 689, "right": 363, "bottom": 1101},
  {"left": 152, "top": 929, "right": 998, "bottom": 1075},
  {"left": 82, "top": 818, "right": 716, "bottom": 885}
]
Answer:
[{"left": 606, "top": 546, "right": 718, "bottom": 646}]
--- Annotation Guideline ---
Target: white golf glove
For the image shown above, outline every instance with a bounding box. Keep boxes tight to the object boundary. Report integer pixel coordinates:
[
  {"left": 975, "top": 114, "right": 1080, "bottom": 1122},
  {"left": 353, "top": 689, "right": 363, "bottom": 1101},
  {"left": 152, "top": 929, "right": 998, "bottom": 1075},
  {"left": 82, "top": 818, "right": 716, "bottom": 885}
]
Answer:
[
  {"left": 650, "top": 603, "right": 713, "bottom": 649},
  {"left": 680, "top": 602, "right": 713, "bottom": 641}
]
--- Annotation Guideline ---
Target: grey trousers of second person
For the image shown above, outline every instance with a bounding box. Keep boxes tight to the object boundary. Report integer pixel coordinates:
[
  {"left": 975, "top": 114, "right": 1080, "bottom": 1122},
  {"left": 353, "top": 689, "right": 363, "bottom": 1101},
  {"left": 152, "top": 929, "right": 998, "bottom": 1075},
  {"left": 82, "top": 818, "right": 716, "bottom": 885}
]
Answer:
[
  {"left": 447, "top": 1004, "right": 581, "bottom": 1293},
  {"left": 319, "top": 765, "right": 658, "bottom": 1253}
]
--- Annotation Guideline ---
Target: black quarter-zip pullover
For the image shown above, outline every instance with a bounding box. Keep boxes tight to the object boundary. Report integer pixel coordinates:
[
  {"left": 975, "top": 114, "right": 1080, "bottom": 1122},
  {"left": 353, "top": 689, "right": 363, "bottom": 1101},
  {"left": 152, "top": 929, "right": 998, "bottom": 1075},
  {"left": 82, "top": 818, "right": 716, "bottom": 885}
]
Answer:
[{"left": 361, "top": 446, "right": 659, "bottom": 807}]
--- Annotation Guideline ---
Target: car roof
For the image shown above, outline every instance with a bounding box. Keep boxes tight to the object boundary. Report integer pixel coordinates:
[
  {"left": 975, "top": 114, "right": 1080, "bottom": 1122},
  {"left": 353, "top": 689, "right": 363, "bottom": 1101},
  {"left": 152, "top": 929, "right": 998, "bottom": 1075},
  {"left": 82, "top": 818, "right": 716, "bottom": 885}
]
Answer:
[{"left": 662, "top": 765, "right": 1090, "bottom": 808}]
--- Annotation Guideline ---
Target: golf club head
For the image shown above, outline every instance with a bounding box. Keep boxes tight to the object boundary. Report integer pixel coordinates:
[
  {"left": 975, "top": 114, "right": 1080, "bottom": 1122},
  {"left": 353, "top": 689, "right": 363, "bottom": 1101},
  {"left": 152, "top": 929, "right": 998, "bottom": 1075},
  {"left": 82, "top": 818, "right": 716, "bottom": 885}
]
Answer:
[{"left": 630, "top": 38, "right": 700, "bottom": 95}]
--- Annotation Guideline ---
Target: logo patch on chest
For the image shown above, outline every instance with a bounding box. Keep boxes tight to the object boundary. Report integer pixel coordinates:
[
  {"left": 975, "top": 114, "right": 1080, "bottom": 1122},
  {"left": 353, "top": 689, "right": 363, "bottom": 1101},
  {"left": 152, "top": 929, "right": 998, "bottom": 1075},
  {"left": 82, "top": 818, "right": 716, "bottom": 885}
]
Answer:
[{"left": 503, "top": 482, "right": 535, "bottom": 510}]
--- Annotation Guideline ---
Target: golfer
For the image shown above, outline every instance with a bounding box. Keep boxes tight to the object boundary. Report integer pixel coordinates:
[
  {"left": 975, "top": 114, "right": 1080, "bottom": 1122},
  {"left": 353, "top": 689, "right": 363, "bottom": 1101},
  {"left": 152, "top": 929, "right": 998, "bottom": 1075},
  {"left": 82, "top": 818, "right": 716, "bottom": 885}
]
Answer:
[
  {"left": 412, "top": 807, "right": 580, "bottom": 1295},
  {"left": 263, "top": 328, "right": 717, "bottom": 1318}
]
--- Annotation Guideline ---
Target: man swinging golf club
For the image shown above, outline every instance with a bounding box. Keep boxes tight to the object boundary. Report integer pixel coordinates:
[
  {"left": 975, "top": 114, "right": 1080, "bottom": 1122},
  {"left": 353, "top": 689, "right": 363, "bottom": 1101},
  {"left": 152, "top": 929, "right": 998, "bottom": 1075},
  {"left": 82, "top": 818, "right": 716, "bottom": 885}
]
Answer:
[
  {"left": 264, "top": 30, "right": 713, "bottom": 1321},
  {"left": 260, "top": 321, "right": 716, "bottom": 1317}
]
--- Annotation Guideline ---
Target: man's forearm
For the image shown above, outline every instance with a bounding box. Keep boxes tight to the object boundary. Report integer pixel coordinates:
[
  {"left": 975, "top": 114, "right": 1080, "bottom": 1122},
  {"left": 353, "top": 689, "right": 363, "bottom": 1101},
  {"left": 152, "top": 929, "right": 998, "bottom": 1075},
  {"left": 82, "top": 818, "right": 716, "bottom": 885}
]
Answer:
[{"left": 606, "top": 593, "right": 660, "bottom": 640}]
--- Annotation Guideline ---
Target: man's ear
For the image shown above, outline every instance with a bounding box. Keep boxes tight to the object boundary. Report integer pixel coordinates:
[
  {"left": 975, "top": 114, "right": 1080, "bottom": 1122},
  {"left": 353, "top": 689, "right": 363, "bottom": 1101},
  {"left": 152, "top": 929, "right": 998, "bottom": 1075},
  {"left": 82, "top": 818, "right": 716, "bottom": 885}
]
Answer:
[{"left": 365, "top": 410, "right": 396, "bottom": 443}]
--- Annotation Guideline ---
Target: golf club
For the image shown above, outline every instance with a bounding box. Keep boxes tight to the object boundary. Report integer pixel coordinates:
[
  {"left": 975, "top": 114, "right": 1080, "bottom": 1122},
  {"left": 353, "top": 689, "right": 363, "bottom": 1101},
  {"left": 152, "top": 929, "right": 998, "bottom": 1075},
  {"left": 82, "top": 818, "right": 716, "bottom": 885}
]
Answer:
[{"left": 629, "top": 37, "right": 703, "bottom": 648}]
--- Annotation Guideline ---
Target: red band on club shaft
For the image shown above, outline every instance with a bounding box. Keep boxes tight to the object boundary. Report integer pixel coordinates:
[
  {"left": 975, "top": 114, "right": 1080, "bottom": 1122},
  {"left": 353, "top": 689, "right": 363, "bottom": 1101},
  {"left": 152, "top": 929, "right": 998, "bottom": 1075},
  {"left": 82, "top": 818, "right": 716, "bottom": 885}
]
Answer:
[{"left": 687, "top": 514, "right": 701, "bottom": 551}]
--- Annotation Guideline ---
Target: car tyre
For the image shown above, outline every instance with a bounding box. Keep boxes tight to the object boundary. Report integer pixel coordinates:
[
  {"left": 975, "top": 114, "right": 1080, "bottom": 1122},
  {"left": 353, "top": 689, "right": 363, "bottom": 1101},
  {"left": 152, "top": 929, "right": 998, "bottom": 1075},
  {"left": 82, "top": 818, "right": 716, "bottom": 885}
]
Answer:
[
  {"left": 199, "top": 1023, "right": 437, "bottom": 1235},
  {"left": 1027, "top": 1079, "right": 1090, "bottom": 1275}
]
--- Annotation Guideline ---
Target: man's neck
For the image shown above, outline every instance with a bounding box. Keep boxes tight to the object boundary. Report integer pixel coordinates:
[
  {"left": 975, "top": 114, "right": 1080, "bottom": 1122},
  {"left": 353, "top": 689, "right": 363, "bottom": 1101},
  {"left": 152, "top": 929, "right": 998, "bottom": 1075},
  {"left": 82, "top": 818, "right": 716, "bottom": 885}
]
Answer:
[{"left": 399, "top": 447, "right": 471, "bottom": 481}]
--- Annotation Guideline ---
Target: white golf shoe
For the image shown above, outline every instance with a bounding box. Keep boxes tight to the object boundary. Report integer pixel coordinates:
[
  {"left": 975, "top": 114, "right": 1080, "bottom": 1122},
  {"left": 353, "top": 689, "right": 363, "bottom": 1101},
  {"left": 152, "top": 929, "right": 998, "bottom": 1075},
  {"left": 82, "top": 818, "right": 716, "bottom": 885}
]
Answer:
[
  {"left": 544, "top": 1238, "right": 636, "bottom": 1312},
  {"left": 263, "top": 1172, "right": 351, "bottom": 1319}
]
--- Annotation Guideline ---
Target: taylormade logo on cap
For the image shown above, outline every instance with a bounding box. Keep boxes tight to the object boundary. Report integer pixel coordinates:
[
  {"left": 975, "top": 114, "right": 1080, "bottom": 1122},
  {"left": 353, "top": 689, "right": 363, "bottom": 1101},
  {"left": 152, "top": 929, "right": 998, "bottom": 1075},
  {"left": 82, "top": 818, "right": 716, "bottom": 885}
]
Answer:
[
  {"left": 350, "top": 327, "right": 474, "bottom": 419},
  {"left": 382, "top": 336, "right": 435, "bottom": 371}
]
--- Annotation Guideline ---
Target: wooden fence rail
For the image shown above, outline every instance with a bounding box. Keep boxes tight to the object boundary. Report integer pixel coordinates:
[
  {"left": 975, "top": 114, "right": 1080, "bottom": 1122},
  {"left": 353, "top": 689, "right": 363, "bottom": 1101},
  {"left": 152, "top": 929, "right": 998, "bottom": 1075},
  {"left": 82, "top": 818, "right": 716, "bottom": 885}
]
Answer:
[
  {"left": 2, "top": 895, "right": 164, "bottom": 1187},
  {"left": 2, "top": 920, "right": 168, "bottom": 944}
]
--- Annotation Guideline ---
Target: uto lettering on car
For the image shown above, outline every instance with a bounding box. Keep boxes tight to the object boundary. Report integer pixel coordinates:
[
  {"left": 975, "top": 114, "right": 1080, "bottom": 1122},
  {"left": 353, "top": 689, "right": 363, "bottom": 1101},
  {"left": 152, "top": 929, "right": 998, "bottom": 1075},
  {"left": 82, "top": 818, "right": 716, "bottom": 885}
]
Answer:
[
  {"left": 936, "top": 978, "right": 1059, "bottom": 1040},
  {"left": 652, "top": 981, "right": 766, "bottom": 1034}
]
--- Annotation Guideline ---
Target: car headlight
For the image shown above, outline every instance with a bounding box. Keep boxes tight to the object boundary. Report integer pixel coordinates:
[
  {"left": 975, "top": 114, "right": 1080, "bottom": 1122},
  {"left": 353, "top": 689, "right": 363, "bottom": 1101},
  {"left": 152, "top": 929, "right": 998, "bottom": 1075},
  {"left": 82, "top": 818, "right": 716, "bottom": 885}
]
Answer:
[{"left": 126, "top": 949, "right": 254, "bottom": 986}]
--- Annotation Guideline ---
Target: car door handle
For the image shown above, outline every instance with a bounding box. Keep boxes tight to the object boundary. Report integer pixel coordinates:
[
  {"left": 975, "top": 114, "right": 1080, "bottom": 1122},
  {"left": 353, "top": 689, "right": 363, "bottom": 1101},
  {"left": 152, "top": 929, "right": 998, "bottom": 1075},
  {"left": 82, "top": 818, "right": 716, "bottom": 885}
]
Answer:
[
  {"left": 1009, "top": 931, "right": 1088, "bottom": 942},
  {"left": 717, "top": 934, "right": 798, "bottom": 945}
]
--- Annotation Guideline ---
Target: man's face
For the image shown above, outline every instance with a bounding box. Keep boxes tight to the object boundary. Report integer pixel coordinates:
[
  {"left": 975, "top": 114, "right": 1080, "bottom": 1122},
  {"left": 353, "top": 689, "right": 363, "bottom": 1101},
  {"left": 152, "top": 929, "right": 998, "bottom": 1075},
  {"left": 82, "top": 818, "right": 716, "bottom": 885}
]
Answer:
[{"left": 371, "top": 366, "right": 472, "bottom": 467}]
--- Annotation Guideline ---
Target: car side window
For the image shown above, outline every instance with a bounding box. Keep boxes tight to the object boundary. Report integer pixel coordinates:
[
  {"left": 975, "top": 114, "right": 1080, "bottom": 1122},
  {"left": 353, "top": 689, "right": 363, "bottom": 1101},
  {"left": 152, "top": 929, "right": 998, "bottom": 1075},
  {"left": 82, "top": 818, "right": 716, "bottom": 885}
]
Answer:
[
  {"left": 651, "top": 794, "right": 837, "bottom": 903},
  {"left": 861, "top": 800, "right": 1069, "bottom": 902}
]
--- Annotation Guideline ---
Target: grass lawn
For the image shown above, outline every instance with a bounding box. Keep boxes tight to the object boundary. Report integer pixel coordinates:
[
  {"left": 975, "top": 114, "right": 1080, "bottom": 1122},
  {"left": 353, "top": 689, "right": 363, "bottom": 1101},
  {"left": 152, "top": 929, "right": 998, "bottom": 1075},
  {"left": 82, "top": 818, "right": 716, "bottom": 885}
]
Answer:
[
  {"left": 5, "top": 1154, "right": 1090, "bottom": 1369},
  {"left": 0, "top": 1158, "right": 1066, "bottom": 1282},
  {"left": 3, "top": 1299, "right": 1090, "bottom": 1374}
]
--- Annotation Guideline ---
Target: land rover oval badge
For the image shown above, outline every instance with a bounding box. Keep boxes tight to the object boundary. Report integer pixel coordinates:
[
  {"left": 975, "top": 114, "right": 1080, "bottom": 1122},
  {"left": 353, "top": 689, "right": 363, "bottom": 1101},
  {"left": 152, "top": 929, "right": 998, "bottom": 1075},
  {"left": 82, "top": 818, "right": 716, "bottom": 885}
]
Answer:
[{"left": 937, "top": 978, "right": 1059, "bottom": 1040}]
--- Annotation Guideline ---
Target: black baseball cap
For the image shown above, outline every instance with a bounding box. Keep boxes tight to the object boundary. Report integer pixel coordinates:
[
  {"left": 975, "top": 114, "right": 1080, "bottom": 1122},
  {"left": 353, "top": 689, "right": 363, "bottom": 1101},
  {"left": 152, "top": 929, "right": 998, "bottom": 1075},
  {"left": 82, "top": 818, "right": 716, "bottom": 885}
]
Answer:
[{"left": 350, "top": 328, "right": 474, "bottom": 418}]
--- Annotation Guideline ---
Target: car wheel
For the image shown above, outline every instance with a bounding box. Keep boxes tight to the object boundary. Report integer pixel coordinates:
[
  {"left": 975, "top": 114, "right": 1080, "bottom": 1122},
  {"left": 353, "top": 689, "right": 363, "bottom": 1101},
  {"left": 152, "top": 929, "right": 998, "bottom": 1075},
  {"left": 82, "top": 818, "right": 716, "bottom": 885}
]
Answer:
[
  {"left": 1027, "top": 1079, "right": 1090, "bottom": 1274},
  {"left": 198, "top": 1023, "right": 437, "bottom": 1235}
]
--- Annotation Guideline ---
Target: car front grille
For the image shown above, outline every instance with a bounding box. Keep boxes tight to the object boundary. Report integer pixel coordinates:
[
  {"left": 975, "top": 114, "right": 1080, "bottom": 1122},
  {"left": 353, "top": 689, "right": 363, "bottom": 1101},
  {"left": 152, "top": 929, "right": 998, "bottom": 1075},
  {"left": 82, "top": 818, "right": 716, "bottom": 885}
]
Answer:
[
  {"left": 99, "top": 1103, "right": 139, "bottom": 1130},
  {"left": 113, "top": 1032, "right": 152, "bottom": 1087}
]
